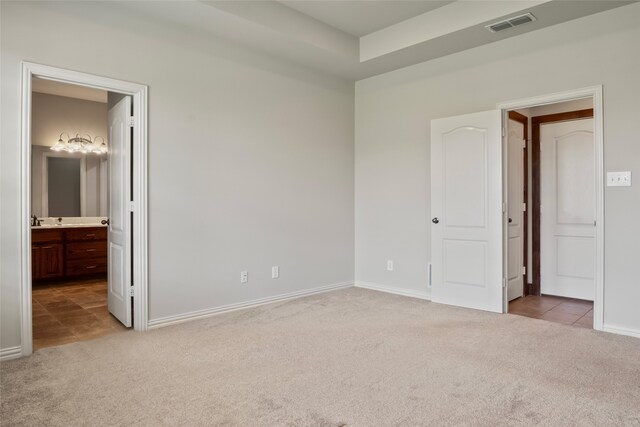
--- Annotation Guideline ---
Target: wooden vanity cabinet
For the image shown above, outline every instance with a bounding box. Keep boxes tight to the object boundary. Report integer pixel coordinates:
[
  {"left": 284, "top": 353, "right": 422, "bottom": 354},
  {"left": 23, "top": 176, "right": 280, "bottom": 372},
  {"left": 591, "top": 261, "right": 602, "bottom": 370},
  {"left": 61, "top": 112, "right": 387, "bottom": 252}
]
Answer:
[
  {"left": 31, "top": 227, "right": 107, "bottom": 281},
  {"left": 32, "top": 229, "right": 64, "bottom": 280},
  {"left": 65, "top": 228, "right": 108, "bottom": 277}
]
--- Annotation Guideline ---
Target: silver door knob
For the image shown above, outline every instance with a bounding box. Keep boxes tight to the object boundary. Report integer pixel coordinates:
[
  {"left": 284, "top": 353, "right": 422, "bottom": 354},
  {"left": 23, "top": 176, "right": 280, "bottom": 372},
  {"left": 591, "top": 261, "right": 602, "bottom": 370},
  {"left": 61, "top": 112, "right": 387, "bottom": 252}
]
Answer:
[{"left": 432, "top": 217, "right": 439, "bottom": 224}]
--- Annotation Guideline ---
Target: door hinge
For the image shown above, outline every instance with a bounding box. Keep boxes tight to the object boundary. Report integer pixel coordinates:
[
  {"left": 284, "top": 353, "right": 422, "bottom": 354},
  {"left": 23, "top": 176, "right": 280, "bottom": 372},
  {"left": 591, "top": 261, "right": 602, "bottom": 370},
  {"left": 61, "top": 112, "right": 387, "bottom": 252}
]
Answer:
[
  {"left": 522, "top": 266, "right": 526, "bottom": 275},
  {"left": 128, "top": 116, "right": 135, "bottom": 127},
  {"left": 128, "top": 202, "right": 135, "bottom": 212},
  {"left": 523, "top": 139, "right": 526, "bottom": 149},
  {"left": 522, "top": 202, "right": 526, "bottom": 212},
  {"left": 502, "top": 203, "right": 506, "bottom": 213},
  {"left": 502, "top": 128, "right": 506, "bottom": 137},
  {"left": 128, "top": 286, "right": 135, "bottom": 297},
  {"left": 502, "top": 278, "right": 507, "bottom": 288}
]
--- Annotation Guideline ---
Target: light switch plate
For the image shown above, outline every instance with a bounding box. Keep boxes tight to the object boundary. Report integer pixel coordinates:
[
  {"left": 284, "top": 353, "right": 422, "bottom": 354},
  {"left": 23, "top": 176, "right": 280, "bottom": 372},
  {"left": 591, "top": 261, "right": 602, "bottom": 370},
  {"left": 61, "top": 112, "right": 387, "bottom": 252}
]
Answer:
[{"left": 607, "top": 171, "right": 632, "bottom": 187}]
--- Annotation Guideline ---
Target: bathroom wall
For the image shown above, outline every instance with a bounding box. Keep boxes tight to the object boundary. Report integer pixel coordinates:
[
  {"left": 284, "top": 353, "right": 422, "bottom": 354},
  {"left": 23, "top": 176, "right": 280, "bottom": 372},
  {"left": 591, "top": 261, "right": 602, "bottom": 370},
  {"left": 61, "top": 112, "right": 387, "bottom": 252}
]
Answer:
[{"left": 31, "top": 92, "right": 107, "bottom": 217}]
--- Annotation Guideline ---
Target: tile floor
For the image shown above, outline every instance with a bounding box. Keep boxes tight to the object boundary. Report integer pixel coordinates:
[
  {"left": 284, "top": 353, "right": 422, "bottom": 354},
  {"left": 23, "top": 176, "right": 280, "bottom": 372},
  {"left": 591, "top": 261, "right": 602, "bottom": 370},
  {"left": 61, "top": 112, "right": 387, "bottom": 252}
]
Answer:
[
  {"left": 508, "top": 294, "right": 593, "bottom": 328},
  {"left": 32, "top": 277, "right": 129, "bottom": 350}
]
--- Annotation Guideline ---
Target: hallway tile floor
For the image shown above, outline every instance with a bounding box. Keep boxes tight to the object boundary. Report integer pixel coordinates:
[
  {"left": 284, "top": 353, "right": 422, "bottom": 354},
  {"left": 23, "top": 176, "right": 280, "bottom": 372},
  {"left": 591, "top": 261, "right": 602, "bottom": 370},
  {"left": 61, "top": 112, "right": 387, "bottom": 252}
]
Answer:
[{"left": 508, "top": 294, "right": 593, "bottom": 328}]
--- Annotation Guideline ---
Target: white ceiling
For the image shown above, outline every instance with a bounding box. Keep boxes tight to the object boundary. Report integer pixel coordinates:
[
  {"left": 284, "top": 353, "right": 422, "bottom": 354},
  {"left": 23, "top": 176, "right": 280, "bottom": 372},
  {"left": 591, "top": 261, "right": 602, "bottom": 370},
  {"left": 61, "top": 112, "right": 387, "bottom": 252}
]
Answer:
[
  {"left": 32, "top": 78, "right": 107, "bottom": 103},
  {"left": 278, "top": 1, "right": 452, "bottom": 37},
  {"left": 103, "top": 1, "right": 637, "bottom": 80}
]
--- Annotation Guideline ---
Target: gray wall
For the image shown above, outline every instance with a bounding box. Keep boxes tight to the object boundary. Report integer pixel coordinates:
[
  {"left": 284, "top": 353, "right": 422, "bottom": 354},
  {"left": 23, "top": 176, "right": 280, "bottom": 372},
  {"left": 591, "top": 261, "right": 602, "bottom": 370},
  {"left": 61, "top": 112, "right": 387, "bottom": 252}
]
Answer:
[
  {"left": 355, "top": 4, "right": 640, "bottom": 333},
  {"left": 1, "top": 2, "right": 354, "bottom": 351}
]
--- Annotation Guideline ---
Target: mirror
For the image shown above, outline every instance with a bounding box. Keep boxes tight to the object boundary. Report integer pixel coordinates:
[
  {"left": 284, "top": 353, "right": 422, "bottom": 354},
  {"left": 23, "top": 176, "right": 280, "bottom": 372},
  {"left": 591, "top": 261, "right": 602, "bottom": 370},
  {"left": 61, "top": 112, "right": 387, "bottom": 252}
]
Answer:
[
  {"left": 47, "top": 157, "right": 81, "bottom": 217},
  {"left": 31, "top": 148, "right": 108, "bottom": 218}
]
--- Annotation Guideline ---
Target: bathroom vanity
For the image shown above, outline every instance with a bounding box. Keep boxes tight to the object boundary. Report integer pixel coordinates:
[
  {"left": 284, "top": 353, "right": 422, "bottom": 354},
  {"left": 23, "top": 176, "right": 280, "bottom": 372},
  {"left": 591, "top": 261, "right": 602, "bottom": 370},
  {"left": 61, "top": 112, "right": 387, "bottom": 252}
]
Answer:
[{"left": 32, "top": 226, "right": 107, "bottom": 281}]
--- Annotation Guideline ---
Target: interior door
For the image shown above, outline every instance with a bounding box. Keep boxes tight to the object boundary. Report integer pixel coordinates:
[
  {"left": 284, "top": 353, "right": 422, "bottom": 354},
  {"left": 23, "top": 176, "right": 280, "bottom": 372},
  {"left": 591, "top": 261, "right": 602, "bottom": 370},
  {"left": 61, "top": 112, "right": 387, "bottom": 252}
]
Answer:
[
  {"left": 431, "top": 110, "right": 503, "bottom": 313},
  {"left": 107, "top": 95, "right": 132, "bottom": 327},
  {"left": 507, "top": 118, "right": 525, "bottom": 301},
  {"left": 540, "top": 118, "right": 595, "bottom": 301}
]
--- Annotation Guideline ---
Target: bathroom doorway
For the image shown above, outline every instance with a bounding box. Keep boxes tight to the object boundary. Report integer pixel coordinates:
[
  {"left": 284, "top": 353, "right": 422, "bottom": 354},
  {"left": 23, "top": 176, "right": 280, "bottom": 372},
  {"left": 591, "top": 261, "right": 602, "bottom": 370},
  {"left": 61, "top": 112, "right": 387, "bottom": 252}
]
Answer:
[
  {"left": 20, "top": 63, "right": 149, "bottom": 356},
  {"left": 30, "top": 79, "right": 127, "bottom": 349},
  {"left": 504, "top": 97, "right": 597, "bottom": 329}
]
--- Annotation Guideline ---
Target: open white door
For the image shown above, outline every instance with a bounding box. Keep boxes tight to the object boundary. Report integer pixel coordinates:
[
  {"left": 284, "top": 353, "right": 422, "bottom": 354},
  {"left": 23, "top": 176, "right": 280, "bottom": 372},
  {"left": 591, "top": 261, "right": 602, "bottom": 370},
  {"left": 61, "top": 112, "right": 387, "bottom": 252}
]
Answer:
[
  {"left": 540, "top": 118, "right": 595, "bottom": 301},
  {"left": 107, "top": 95, "right": 132, "bottom": 327},
  {"left": 507, "top": 118, "right": 525, "bottom": 301},
  {"left": 431, "top": 110, "right": 503, "bottom": 313}
]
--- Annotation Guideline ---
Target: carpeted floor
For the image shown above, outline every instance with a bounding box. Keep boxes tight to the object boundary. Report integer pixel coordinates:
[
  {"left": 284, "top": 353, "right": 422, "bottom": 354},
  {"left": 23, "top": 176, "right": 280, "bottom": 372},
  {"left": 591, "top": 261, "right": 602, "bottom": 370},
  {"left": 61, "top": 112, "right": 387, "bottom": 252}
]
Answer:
[{"left": 2, "top": 287, "right": 639, "bottom": 426}]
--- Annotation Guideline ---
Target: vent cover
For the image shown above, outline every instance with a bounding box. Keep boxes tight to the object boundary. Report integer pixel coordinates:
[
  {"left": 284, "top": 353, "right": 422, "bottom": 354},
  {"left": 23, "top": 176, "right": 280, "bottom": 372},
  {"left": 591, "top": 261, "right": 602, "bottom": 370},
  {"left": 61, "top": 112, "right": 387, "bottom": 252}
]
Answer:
[{"left": 486, "top": 13, "right": 536, "bottom": 33}]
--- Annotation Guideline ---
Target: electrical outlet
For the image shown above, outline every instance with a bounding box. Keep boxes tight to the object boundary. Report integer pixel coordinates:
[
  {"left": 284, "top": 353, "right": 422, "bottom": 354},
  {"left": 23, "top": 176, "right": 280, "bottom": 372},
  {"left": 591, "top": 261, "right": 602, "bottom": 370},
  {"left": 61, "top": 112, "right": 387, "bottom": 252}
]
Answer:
[
  {"left": 387, "top": 260, "right": 394, "bottom": 271},
  {"left": 240, "top": 271, "right": 248, "bottom": 284},
  {"left": 271, "top": 266, "right": 279, "bottom": 279}
]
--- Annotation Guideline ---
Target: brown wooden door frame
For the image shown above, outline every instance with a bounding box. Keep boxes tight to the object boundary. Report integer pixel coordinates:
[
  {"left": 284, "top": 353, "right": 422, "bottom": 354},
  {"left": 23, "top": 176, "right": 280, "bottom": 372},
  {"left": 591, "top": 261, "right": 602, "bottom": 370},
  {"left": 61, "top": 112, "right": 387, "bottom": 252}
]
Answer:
[
  {"left": 531, "top": 108, "right": 594, "bottom": 295},
  {"left": 507, "top": 111, "right": 530, "bottom": 296}
]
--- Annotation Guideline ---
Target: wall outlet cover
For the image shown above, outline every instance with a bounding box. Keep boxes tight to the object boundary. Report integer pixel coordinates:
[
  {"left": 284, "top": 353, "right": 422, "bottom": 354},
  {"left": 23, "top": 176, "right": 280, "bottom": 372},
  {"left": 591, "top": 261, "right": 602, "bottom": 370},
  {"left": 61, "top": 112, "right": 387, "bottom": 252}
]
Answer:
[{"left": 607, "top": 171, "right": 631, "bottom": 187}]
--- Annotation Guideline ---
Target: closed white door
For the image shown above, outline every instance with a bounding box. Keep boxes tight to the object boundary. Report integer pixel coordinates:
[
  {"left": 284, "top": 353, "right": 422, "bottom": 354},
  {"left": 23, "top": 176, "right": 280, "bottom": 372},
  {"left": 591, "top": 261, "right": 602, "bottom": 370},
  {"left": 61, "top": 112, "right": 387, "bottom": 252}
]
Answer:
[
  {"left": 431, "top": 110, "right": 503, "bottom": 313},
  {"left": 107, "top": 95, "right": 132, "bottom": 326},
  {"left": 540, "top": 118, "right": 595, "bottom": 301},
  {"left": 507, "top": 118, "right": 525, "bottom": 301}
]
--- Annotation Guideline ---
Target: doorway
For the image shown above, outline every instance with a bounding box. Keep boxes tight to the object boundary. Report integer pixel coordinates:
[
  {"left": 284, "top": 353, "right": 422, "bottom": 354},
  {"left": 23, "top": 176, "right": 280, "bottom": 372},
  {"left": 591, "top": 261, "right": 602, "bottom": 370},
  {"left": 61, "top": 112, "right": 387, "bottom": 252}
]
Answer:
[
  {"left": 429, "top": 86, "right": 603, "bottom": 330},
  {"left": 506, "top": 99, "right": 596, "bottom": 328},
  {"left": 20, "top": 63, "right": 149, "bottom": 356},
  {"left": 30, "top": 80, "right": 123, "bottom": 349},
  {"left": 499, "top": 88, "right": 603, "bottom": 330}
]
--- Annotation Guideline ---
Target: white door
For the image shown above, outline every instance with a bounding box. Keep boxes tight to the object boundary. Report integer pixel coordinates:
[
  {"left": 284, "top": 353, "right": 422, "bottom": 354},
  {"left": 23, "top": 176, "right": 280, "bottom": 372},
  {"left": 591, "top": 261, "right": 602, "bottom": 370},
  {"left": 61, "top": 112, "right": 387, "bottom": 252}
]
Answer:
[
  {"left": 507, "top": 118, "right": 525, "bottom": 301},
  {"left": 540, "top": 118, "right": 595, "bottom": 300},
  {"left": 107, "top": 95, "right": 132, "bottom": 326},
  {"left": 431, "top": 110, "right": 503, "bottom": 313}
]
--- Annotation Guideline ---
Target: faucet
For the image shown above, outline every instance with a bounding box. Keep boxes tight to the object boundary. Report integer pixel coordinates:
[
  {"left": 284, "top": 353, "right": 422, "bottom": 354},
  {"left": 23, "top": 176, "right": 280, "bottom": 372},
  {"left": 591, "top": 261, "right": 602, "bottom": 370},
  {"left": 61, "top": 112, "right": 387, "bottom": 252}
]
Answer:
[{"left": 31, "top": 215, "right": 41, "bottom": 226}]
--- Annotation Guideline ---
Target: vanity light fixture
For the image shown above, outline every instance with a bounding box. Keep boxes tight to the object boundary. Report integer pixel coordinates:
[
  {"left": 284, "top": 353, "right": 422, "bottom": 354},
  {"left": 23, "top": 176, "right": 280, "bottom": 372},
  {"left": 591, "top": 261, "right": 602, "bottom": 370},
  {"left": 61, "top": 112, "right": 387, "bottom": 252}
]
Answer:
[{"left": 50, "top": 133, "right": 108, "bottom": 154}]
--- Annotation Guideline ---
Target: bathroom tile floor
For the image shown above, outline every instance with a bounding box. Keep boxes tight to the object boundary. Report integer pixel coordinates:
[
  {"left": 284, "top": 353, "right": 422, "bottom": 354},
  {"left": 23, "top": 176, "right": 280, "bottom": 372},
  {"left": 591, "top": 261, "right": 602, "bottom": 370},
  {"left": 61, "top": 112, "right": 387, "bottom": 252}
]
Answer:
[
  {"left": 508, "top": 294, "right": 593, "bottom": 328},
  {"left": 32, "top": 278, "right": 129, "bottom": 350}
]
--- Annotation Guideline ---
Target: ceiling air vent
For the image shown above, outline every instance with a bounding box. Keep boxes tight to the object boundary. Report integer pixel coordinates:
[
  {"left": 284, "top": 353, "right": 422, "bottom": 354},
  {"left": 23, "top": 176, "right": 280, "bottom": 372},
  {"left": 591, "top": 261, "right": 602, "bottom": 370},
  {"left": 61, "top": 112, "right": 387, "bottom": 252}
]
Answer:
[{"left": 486, "top": 13, "right": 536, "bottom": 33}]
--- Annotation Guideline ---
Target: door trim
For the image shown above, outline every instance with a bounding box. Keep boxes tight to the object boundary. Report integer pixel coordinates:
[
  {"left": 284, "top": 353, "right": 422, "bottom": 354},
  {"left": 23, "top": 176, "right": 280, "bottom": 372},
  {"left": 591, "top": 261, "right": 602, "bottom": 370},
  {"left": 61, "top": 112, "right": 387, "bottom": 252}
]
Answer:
[
  {"left": 507, "top": 111, "right": 529, "bottom": 296},
  {"left": 497, "top": 86, "right": 604, "bottom": 331},
  {"left": 531, "top": 109, "right": 594, "bottom": 296},
  {"left": 20, "top": 62, "right": 149, "bottom": 356}
]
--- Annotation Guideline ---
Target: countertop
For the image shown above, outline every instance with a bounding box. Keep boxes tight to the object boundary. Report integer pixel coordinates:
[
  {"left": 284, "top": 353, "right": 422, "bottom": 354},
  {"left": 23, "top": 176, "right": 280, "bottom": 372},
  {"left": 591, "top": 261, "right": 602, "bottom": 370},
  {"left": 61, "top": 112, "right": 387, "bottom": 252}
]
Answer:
[{"left": 32, "top": 224, "right": 107, "bottom": 229}]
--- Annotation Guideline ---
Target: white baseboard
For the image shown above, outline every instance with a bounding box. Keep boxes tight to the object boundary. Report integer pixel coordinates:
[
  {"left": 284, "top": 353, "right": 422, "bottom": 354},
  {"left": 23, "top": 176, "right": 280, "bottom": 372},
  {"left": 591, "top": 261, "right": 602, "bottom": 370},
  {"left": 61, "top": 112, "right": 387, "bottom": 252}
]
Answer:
[
  {"left": 355, "top": 281, "right": 431, "bottom": 301},
  {"left": 602, "top": 324, "right": 640, "bottom": 339},
  {"left": 148, "top": 281, "right": 354, "bottom": 329},
  {"left": 0, "top": 346, "right": 23, "bottom": 361}
]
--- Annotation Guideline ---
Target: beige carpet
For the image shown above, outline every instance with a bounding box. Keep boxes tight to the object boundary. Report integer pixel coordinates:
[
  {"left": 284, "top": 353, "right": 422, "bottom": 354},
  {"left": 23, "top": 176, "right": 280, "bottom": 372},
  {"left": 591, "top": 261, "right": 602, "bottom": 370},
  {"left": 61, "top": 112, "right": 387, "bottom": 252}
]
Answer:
[{"left": 2, "top": 288, "right": 639, "bottom": 426}]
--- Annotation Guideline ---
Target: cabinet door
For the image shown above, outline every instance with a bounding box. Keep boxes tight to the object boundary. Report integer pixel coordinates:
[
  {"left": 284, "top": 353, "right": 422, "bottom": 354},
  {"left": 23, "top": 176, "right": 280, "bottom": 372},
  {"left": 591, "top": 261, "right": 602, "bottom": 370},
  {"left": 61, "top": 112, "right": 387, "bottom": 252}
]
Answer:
[
  {"left": 32, "top": 246, "right": 42, "bottom": 280},
  {"left": 39, "top": 244, "right": 64, "bottom": 279}
]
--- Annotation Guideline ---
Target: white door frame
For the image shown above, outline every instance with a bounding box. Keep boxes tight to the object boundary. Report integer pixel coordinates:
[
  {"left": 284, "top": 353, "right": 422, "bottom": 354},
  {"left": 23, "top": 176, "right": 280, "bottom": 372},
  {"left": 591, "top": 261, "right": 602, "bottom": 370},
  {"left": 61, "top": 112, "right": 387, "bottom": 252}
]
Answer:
[
  {"left": 497, "top": 85, "right": 604, "bottom": 331},
  {"left": 20, "top": 62, "right": 149, "bottom": 356}
]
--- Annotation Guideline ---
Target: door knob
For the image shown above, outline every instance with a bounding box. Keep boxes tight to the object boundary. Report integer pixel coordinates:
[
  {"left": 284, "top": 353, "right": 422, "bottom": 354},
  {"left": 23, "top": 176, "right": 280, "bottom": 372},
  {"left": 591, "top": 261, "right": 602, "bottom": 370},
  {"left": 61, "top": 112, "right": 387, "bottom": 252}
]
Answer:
[
  {"left": 432, "top": 217, "right": 439, "bottom": 224},
  {"left": 101, "top": 219, "right": 110, "bottom": 225},
  {"left": 508, "top": 218, "right": 513, "bottom": 223}
]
